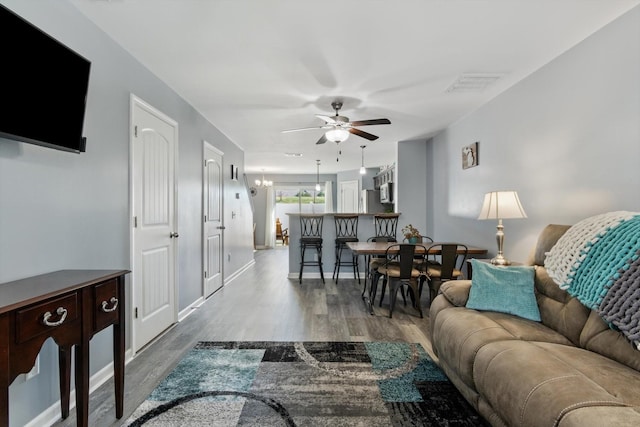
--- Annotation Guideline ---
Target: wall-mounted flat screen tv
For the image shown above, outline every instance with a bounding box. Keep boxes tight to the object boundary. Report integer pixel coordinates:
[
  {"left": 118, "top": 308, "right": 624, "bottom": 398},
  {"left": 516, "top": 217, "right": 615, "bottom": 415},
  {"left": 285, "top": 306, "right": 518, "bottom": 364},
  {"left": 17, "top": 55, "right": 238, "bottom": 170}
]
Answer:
[{"left": 0, "top": 5, "right": 91, "bottom": 153}]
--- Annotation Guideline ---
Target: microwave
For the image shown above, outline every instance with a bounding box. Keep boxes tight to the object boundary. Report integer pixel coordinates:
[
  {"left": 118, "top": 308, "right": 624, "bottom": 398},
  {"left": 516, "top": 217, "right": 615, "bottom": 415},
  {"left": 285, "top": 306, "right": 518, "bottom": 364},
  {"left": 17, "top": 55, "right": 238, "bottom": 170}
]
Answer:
[{"left": 380, "top": 182, "right": 393, "bottom": 203}]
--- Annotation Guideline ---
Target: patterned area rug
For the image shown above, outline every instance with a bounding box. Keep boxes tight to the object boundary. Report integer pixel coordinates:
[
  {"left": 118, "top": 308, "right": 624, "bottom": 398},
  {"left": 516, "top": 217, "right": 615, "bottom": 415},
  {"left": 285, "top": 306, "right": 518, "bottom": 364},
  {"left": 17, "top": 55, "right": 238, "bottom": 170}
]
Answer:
[{"left": 125, "top": 341, "right": 486, "bottom": 426}]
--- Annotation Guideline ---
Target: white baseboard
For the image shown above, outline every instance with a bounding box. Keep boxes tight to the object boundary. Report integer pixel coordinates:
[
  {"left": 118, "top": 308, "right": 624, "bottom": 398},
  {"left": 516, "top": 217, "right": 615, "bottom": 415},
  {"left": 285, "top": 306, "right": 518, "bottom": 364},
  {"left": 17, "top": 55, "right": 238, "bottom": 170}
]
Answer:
[
  {"left": 224, "top": 259, "right": 255, "bottom": 285},
  {"left": 178, "top": 296, "right": 205, "bottom": 322}
]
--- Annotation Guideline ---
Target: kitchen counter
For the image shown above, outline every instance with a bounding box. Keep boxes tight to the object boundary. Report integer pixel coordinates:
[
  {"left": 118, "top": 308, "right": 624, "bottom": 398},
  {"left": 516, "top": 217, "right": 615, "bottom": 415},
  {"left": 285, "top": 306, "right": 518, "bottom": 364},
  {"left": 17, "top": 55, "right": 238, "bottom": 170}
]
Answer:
[{"left": 285, "top": 213, "right": 401, "bottom": 280}]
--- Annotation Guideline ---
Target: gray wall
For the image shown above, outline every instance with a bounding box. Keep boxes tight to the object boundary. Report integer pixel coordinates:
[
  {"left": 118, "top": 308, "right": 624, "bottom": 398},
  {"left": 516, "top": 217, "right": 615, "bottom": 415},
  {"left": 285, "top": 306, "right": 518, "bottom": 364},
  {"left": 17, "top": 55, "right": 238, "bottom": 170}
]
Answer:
[
  {"left": 423, "top": 6, "right": 640, "bottom": 262},
  {"left": 397, "top": 140, "right": 429, "bottom": 239},
  {"left": 0, "top": 1, "right": 253, "bottom": 425}
]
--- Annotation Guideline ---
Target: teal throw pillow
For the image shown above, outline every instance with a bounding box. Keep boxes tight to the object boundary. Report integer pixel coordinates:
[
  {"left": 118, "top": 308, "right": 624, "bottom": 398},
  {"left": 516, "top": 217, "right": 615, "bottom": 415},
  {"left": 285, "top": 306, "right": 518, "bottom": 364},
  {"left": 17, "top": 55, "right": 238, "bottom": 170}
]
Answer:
[{"left": 466, "top": 260, "right": 541, "bottom": 321}]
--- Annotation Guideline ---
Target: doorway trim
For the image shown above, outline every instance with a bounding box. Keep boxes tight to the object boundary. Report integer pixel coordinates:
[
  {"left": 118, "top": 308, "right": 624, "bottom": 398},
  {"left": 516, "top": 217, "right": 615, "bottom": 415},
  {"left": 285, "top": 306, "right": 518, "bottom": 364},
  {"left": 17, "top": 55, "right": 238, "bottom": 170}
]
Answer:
[
  {"left": 129, "top": 94, "right": 179, "bottom": 355},
  {"left": 202, "top": 141, "right": 225, "bottom": 298}
]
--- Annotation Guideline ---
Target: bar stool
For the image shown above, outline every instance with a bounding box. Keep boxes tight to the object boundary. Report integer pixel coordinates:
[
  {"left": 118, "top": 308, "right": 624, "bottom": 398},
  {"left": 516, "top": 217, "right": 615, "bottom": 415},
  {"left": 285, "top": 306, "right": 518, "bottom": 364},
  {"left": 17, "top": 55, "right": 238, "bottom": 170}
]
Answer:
[
  {"left": 299, "top": 215, "right": 324, "bottom": 284},
  {"left": 373, "top": 213, "right": 400, "bottom": 240},
  {"left": 332, "top": 214, "right": 360, "bottom": 284}
]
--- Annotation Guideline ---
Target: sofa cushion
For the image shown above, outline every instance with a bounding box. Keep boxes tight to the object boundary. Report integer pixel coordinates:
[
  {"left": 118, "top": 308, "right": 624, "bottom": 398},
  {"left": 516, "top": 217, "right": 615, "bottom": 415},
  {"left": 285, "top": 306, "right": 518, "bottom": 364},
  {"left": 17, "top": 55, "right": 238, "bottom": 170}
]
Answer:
[
  {"left": 473, "top": 340, "right": 640, "bottom": 427},
  {"left": 431, "top": 306, "right": 573, "bottom": 390},
  {"left": 466, "top": 260, "right": 540, "bottom": 321},
  {"left": 535, "top": 266, "right": 590, "bottom": 346},
  {"left": 580, "top": 311, "right": 640, "bottom": 372}
]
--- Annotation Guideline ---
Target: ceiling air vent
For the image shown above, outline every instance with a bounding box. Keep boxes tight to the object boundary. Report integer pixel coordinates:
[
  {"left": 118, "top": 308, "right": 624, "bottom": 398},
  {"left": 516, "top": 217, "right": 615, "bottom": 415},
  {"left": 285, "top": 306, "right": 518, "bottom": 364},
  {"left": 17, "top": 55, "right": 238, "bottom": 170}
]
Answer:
[{"left": 446, "top": 73, "right": 503, "bottom": 93}]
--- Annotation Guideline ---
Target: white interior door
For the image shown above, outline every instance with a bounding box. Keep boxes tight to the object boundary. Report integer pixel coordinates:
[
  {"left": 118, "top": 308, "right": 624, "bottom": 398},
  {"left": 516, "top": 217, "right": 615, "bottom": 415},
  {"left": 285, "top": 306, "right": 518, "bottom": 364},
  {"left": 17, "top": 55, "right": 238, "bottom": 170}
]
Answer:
[
  {"left": 203, "top": 142, "right": 223, "bottom": 297},
  {"left": 131, "top": 95, "right": 178, "bottom": 353},
  {"left": 339, "top": 180, "right": 359, "bottom": 213}
]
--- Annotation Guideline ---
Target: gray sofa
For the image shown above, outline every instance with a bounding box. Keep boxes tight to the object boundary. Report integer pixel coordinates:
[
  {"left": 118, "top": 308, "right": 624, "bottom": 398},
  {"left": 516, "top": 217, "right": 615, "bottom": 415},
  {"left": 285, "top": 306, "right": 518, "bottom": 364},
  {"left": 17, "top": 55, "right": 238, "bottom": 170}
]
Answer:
[{"left": 429, "top": 224, "right": 640, "bottom": 427}]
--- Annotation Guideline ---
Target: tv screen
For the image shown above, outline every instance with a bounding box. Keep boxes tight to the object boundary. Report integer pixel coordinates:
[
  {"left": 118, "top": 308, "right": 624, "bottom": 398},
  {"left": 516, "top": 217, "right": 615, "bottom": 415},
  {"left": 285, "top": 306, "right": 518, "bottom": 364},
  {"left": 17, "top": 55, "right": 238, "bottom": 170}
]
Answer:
[{"left": 0, "top": 5, "right": 91, "bottom": 153}]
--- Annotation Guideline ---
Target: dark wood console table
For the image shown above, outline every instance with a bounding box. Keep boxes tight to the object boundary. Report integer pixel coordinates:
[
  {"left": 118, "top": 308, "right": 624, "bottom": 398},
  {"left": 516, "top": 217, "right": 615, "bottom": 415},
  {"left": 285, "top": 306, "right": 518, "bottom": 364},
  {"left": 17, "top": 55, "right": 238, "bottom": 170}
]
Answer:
[{"left": 0, "top": 269, "right": 129, "bottom": 427}]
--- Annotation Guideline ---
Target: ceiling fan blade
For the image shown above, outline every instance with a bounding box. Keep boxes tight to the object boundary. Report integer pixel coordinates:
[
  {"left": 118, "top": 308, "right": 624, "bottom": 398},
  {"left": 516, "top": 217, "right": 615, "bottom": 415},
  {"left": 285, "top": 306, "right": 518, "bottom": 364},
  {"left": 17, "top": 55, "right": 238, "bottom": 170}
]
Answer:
[
  {"left": 315, "top": 114, "right": 337, "bottom": 124},
  {"left": 349, "top": 118, "right": 391, "bottom": 127},
  {"left": 349, "top": 128, "right": 379, "bottom": 141},
  {"left": 281, "top": 126, "right": 328, "bottom": 133},
  {"left": 316, "top": 134, "right": 328, "bottom": 145}
]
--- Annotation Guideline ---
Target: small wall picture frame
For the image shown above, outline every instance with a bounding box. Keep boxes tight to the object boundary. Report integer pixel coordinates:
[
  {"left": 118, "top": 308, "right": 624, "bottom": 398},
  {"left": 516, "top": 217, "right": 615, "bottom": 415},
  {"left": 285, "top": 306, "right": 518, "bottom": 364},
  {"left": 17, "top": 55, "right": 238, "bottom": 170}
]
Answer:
[{"left": 462, "top": 142, "right": 479, "bottom": 169}]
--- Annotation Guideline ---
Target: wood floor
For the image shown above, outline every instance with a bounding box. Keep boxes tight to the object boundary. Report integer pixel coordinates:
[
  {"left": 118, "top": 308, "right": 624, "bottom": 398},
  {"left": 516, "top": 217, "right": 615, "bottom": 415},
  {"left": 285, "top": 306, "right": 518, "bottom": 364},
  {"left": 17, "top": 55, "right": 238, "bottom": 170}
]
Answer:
[{"left": 54, "top": 246, "right": 436, "bottom": 427}]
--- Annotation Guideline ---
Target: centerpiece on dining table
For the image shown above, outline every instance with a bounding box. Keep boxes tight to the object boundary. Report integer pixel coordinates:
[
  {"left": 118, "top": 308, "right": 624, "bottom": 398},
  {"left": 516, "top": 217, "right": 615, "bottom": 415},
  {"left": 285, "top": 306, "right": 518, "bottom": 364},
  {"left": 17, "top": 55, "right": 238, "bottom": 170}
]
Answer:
[{"left": 402, "top": 224, "right": 421, "bottom": 243}]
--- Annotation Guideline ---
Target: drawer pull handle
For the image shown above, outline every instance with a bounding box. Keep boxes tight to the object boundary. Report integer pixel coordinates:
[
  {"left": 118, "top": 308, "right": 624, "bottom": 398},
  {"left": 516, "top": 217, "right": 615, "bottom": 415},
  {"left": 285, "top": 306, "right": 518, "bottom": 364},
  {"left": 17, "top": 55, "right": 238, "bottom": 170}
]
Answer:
[
  {"left": 101, "top": 297, "right": 118, "bottom": 313},
  {"left": 42, "top": 307, "right": 68, "bottom": 327}
]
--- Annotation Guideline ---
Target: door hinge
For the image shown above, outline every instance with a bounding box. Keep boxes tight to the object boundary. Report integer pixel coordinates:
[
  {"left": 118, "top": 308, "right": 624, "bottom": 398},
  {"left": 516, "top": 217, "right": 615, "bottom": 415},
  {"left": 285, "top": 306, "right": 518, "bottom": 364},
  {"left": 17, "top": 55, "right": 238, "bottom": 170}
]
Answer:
[
  {"left": 134, "top": 307, "right": 138, "bottom": 318},
  {"left": 134, "top": 125, "right": 138, "bottom": 138},
  {"left": 133, "top": 216, "right": 138, "bottom": 228},
  {"left": 204, "top": 271, "right": 207, "bottom": 278}
]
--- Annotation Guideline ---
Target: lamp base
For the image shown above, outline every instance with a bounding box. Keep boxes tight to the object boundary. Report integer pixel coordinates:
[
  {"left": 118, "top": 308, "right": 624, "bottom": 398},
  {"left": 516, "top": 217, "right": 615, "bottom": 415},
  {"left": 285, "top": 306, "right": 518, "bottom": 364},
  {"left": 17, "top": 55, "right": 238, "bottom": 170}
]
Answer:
[{"left": 491, "top": 255, "right": 511, "bottom": 266}]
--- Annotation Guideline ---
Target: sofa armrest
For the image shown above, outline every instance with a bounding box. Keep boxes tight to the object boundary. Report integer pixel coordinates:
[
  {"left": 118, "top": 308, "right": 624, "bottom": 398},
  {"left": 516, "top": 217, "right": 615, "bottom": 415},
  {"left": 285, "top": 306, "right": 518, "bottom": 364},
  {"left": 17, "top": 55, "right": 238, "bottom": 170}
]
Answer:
[{"left": 439, "top": 280, "right": 472, "bottom": 307}]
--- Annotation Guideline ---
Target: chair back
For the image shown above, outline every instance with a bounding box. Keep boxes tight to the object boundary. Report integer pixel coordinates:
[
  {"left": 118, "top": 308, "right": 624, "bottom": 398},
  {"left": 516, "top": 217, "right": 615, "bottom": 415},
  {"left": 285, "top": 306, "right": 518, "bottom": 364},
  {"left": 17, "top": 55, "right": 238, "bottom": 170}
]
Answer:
[
  {"left": 427, "top": 243, "right": 469, "bottom": 279},
  {"left": 373, "top": 213, "right": 399, "bottom": 239},
  {"left": 334, "top": 214, "right": 359, "bottom": 239},
  {"left": 300, "top": 215, "right": 323, "bottom": 240},
  {"left": 385, "top": 244, "right": 423, "bottom": 280}
]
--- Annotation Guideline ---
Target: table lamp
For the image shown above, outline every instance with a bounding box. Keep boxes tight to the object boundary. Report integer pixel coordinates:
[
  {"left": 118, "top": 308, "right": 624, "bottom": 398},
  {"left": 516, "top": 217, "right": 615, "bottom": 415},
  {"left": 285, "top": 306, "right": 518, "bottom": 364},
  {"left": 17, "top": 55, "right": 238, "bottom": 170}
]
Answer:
[{"left": 478, "top": 191, "right": 527, "bottom": 265}]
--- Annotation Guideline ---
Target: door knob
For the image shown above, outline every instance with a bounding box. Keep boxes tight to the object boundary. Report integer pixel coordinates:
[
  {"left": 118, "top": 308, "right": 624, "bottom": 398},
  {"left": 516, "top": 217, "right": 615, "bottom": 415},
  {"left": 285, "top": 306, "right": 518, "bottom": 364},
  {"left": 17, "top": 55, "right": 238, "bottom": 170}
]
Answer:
[
  {"left": 216, "top": 226, "right": 226, "bottom": 230},
  {"left": 170, "top": 232, "right": 179, "bottom": 238}
]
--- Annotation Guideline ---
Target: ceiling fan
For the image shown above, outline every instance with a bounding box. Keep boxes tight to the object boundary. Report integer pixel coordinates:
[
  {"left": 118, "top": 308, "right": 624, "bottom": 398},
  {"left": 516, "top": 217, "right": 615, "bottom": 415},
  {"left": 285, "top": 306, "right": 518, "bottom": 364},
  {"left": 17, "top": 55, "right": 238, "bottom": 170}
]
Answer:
[{"left": 282, "top": 101, "right": 391, "bottom": 145}]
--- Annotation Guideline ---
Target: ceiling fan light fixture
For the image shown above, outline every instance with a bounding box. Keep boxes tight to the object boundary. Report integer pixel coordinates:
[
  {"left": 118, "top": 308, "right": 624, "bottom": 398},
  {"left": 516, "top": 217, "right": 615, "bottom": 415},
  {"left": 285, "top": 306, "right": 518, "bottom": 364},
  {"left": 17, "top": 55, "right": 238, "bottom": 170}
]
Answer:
[
  {"left": 359, "top": 145, "right": 366, "bottom": 175},
  {"left": 325, "top": 128, "right": 349, "bottom": 143}
]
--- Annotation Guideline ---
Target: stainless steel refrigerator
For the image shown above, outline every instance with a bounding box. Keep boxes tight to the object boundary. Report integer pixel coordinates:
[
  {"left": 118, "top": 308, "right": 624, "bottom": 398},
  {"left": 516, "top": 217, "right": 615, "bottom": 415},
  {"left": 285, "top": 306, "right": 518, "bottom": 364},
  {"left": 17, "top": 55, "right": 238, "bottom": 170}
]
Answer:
[{"left": 360, "top": 190, "right": 386, "bottom": 214}]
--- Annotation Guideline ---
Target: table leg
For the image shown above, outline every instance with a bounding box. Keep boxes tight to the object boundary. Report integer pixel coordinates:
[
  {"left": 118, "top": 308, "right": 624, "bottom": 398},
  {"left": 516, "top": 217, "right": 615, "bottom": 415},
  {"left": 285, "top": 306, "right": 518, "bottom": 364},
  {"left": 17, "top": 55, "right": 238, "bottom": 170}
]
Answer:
[
  {"left": 74, "top": 343, "right": 89, "bottom": 427},
  {"left": 361, "top": 260, "right": 375, "bottom": 315},
  {"left": 0, "top": 315, "right": 9, "bottom": 427},
  {"left": 58, "top": 345, "right": 72, "bottom": 419},
  {"left": 113, "top": 276, "right": 125, "bottom": 419}
]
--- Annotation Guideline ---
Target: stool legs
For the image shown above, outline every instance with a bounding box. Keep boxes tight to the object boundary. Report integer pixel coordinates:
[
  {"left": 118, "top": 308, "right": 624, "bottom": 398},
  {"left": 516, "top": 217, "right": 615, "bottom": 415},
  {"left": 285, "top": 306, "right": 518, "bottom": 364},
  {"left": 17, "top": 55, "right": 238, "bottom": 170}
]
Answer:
[
  {"left": 333, "top": 242, "right": 360, "bottom": 284},
  {"left": 299, "top": 242, "right": 324, "bottom": 284}
]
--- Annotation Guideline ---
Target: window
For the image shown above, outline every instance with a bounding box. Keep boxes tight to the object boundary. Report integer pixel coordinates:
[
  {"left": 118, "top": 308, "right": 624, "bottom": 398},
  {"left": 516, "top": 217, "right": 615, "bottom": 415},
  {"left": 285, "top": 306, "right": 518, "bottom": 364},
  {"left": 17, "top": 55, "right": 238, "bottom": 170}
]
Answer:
[{"left": 274, "top": 185, "right": 324, "bottom": 231}]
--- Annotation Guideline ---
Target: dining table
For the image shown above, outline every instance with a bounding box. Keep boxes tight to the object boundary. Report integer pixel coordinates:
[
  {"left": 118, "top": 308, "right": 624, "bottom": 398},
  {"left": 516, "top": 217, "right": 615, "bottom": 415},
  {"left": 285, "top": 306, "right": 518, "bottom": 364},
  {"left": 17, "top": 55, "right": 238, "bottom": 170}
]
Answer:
[{"left": 346, "top": 241, "right": 488, "bottom": 315}]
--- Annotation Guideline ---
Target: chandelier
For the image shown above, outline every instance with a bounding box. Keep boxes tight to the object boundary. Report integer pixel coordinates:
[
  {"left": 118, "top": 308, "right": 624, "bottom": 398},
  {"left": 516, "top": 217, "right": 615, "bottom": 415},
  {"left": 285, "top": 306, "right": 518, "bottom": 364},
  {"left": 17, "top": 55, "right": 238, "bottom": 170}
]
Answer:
[{"left": 255, "top": 170, "right": 272, "bottom": 187}]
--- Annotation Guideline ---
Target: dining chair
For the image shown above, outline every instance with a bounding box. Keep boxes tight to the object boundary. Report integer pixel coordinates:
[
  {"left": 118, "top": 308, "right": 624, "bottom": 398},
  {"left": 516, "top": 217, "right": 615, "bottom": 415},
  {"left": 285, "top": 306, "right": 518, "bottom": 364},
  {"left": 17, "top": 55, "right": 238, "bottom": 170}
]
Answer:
[
  {"left": 422, "top": 243, "right": 468, "bottom": 304},
  {"left": 299, "top": 215, "right": 324, "bottom": 284},
  {"left": 365, "top": 236, "right": 396, "bottom": 302},
  {"left": 377, "top": 236, "right": 434, "bottom": 305},
  {"left": 376, "top": 244, "right": 427, "bottom": 318},
  {"left": 332, "top": 214, "right": 359, "bottom": 284},
  {"left": 275, "top": 217, "right": 288, "bottom": 246}
]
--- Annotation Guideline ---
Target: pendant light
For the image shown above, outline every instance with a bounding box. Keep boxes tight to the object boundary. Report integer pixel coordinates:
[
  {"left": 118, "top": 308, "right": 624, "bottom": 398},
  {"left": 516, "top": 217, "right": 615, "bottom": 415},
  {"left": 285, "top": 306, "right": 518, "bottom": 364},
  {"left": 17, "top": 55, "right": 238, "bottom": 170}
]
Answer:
[
  {"left": 359, "top": 145, "right": 366, "bottom": 175},
  {"left": 315, "top": 160, "right": 321, "bottom": 191}
]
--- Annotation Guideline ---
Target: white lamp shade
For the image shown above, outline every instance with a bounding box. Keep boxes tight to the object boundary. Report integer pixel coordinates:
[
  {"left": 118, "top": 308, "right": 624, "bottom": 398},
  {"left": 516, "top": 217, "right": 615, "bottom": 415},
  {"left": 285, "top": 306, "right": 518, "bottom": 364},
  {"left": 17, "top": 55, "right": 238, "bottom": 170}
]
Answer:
[
  {"left": 478, "top": 191, "right": 527, "bottom": 220},
  {"left": 325, "top": 128, "right": 349, "bottom": 143}
]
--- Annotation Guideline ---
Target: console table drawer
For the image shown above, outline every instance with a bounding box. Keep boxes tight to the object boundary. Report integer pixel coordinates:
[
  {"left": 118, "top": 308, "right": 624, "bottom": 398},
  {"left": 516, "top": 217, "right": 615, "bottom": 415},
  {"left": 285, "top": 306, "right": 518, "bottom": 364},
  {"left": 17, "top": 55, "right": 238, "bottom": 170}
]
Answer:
[
  {"left": 16, "top": 293, "right": 79, "bottom": 343},
  {"left": 93, "top": 279, "right": 120, "bottom": 332}
]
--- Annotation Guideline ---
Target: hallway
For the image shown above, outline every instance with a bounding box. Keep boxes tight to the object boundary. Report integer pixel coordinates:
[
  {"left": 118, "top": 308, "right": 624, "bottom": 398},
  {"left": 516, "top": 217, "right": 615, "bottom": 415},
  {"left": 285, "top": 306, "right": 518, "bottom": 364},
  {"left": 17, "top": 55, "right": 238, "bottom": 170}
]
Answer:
[{"left": 55, "top": 247, "right": 434, "bottom": 427}]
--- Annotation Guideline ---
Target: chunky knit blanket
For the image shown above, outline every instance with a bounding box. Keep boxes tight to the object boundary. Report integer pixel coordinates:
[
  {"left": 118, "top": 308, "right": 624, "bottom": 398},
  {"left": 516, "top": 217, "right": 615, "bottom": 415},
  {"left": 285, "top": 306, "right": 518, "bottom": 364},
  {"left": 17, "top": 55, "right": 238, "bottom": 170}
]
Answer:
[{"left": 545, "top": 211, "right": 640, "bottom": 350}]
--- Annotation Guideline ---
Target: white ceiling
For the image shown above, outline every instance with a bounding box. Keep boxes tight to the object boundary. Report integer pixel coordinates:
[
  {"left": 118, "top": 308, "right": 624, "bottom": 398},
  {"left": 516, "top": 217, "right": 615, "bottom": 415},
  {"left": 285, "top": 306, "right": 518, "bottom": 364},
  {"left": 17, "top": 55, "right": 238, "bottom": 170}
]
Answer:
[{"left": 69, "top": 0, "right": 639, "bottom": 174}]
